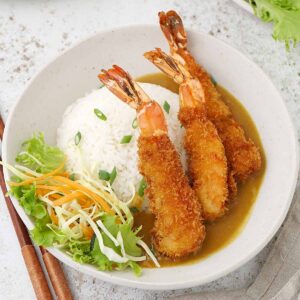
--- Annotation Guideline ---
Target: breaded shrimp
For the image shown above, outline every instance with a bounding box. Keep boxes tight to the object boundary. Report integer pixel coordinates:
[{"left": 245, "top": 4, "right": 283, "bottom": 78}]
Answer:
[
  {"left": 98, "top": 65, "right": 205, "bottom": 258},
  {"left": 158, "top": 10, "right": 262, "bottom": 183},
  {"left": 145, "top": 49, "right": 229, "bottom": 221}
]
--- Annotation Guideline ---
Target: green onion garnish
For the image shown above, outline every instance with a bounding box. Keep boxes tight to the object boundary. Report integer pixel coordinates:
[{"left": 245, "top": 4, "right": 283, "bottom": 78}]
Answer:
[
  {"left": 99, "top": 170, "right": 110, "bottom": 181},
  {"left": 98, "top": 167, "right": 117, "bottom": 184},
  {"left": 132, "top": 118, "right": 138, "bottom": 129},
  {"left": 163, "top": 101, "right": 170, "bottom": 113},
  {"left": 70, "top": 173, "right": 76, "bottom": 181},
  {"left": 210, "top": 75, "right": 217, "bottom": 86},
  {"left": 110, "top": 167, "right": 117, "bottom": 185},
  {"left": 75, "top": 131, "right": 81, "bottom": 145},
  {"left": 120, "top": 135, "right": 132, "bottom": 144},
  {"left": 94, "top": 108, "right": 107, "bottom": 121},
  {"left": 138, "top": 178, "right": 147, "bottom": 197}
]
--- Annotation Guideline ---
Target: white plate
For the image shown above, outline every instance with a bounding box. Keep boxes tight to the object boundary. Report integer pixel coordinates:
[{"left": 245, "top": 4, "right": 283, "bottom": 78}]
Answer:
[
  {"left": 2, "top": 25, "right": 299, "bottom": 290},
  {"left": 232, "top": 0, "right": 254, "bottom": 14}
]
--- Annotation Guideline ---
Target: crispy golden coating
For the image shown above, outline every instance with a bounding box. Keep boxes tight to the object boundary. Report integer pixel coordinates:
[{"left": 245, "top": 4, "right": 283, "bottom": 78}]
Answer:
[
  {"left": 179, "top": 107, "right": 228, "bottom": 221},
  {"left": 144, "top": 49, "right": 230, "bottom": 220},
  {"left": 159, "top": 10, "right": 262, "bottom": 183},
  {"left": 138, "top": 134, "right": 206, "bottom": 258},
  {"left": 214, "top": 117, "right": 262, "bottom": 181},
  {"left": 178, "top": 50, "right": 262, "bottom": 182}
]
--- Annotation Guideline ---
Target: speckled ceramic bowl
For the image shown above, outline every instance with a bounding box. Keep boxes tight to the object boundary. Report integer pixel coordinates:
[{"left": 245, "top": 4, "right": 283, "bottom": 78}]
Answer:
[{"left": 2, "top": 26, "right": 299, "bottom": 290}]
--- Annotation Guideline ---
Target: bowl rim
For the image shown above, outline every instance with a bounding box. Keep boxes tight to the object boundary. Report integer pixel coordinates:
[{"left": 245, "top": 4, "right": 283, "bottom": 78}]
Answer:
[{"left": 2, "top": 24, "right": 299, "bottom": 290}]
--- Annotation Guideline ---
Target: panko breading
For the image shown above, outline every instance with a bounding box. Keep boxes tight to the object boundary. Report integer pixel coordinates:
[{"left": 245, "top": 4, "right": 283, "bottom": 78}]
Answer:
[
  {"left": 144, "top": 49, "right": 229, "bottom": 221},
  {"left": 99, "top": 65, "right": 205, "bottom": 259},
  {"left": 138, "top": 134, "right": 205, "bottom": 258},
  {"left": 179, "top": 107, "right": 228, "bottom": 221}
]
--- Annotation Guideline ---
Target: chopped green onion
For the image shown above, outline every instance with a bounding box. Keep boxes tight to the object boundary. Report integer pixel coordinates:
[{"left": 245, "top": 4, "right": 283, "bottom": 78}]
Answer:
[
  {"left": 110, "top": 167, "right": 117, "bottom": 185},
  {"left": 132, "top": 118, "right": 138, "bottom": 129},
  {"left": 75, "top": 131, "right": 81, "bottom": 146},
  {"left": 163, "top": 101, "right": 170, "bottom": 113},
  {"left": 70, "top": 173, "right": 76, "bottom": 181},
  {"left": 99, "top": 170, "right": 110, "bottom": 181},
  {"left": 130, "top": 207, "right": 139, "bottom": 214},
  {"left": 94, "top": 108, "right": 107, "bottom": 121},
  {"left": 120, "top": 135, "right": 132, "bottom": 144},
  {"left": 210, "top": 75, "right": 217, "bottom": 86},
  {"left": 99, "top": 83, "right": 104, "bottom": 89},
  {"left": 98, "top": 167, "right": 117, "bottom": 184},
  {"left": 138, "top": 178, "right": 147, "bottom": 197}
]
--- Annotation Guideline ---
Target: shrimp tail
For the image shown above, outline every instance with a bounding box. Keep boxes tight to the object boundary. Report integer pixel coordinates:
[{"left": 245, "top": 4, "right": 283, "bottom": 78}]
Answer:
[
  {"left": 144, "top": 48, "right": 188, "bottom": 85},
  {"left": 144, "top": 49, "right": 205, "bottom": 107},
  {"left": 99, "top": 65, "right": 167, "bottom": 136},
  {"left": 159, "top": 11, "right": 187, "bottom": 53},
  {"left": 98, "top": 65, "right": 151, "bottom": 110}
]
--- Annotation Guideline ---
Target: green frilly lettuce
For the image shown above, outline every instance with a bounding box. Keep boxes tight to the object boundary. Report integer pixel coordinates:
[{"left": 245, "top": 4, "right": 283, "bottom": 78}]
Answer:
[
  {"left": 250, "top": 0, "right": 300, "bottom": 48},
  {"left": 16, "top": 133, "right": 65, "bottom": 173}
]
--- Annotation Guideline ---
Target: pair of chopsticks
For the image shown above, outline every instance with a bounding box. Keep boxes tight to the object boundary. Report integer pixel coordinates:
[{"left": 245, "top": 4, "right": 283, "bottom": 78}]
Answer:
[{"left": 0, "top": 116, "right": 73, "bottom": 300}]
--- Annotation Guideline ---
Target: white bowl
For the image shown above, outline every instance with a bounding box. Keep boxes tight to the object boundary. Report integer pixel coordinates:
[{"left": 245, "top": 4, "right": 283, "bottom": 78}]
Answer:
[{"left": 2, "top": 25, "right": 299, "bottom": 290}]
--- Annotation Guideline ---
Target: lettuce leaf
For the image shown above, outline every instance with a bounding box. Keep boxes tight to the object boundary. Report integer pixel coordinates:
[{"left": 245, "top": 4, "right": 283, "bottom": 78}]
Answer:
[
  {"left": 15, "top": 133, "right": 65, "bottom": 173},
  {"left": 10, "top": 181, "right": 66, "bottom": 246},
  {"left": 90, "top": 214, "right": 142, "bottom": 275},
  {"left": 250, "top": 0, "right": 300, "bottom": 48},
  {"left": 91, "top": 237, "right": 142, "bottom": 276}
]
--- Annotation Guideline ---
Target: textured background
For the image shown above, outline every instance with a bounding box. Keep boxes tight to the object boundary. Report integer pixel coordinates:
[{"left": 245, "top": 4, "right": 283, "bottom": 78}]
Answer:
[{"left": 0, "top": 0, "right": 299, "bottom": 299}]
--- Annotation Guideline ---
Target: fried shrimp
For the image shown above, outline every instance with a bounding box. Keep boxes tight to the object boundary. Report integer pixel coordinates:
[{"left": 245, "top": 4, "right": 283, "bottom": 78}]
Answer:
[
  {"left": 158, "top": 10, "right": 262, "bottom": 183},
  {"left": 145, "top": 49, "right": 229, "bottom": 221},
  {"left": 98, "top": 65, "right": 205, "bottom": 258}
]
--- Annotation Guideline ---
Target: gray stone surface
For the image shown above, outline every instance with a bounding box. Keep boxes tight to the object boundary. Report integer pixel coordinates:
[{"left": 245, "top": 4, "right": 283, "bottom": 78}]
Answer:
[{"left": 0, "top": 0, "right": 299, "bottom": 299}]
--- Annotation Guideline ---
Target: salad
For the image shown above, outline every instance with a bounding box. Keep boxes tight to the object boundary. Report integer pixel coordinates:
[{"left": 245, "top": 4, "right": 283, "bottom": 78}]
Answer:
[{"left": 2, "top": 133, "right": 159, "bottom": 275}]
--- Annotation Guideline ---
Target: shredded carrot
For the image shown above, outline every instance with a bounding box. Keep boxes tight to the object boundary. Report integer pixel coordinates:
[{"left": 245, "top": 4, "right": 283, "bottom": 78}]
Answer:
[
  {"left": 48, "top": 194, "right": 62, "bottom": 200},
  {"left": 52, "top": 176, "right": 113, "bottom": 214},
  {"left": 36, "top": 184, "right": 72, "bottom": 195},
  {"left": 78, "top": 198, "right": 93, "bottom": 208},
  {"left": 81, "top": 224, "right": 94, "bottom": 240},
  {"left": 56, "top": 172, "right": 69, "bottom": 177},
  {"left": 9, "top": 160, "right": 65, "bottom": 187},
  {"left": 50, "top": 208, "right": 59, "bottom": 225},
  {"left": 52, "top": 191, "right": 84, "bottom": 206},
  {"left": 36, "top": 188, "right": 48, "bottom": 196}
]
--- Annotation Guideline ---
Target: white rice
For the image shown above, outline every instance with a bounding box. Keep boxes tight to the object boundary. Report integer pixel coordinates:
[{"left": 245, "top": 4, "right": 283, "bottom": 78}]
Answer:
[{"left": 57, "top": 83, "right": 185, "bottom": 202}]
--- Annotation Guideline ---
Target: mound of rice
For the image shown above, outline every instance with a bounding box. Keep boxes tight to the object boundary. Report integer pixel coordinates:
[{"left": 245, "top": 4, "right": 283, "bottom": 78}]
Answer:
[{"left": 57, "top": 83, "right": 185, "bottom": 201}]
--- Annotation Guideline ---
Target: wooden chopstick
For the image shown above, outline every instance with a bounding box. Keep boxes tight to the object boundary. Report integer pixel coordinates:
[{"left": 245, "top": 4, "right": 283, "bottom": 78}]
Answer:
[{"left": 0, "top": 116, "right": 73, "bottom": 300}]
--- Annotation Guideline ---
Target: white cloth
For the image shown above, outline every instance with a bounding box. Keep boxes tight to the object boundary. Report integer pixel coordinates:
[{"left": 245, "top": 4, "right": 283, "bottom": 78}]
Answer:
[{"left": 173, "top": 186, "right": 300, "bottom": 300}]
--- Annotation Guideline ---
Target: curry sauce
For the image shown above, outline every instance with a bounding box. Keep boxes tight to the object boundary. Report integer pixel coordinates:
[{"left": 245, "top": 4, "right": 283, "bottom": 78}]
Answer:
[{"left": 136, "top": 73, "right": 266, "bottom": 267}]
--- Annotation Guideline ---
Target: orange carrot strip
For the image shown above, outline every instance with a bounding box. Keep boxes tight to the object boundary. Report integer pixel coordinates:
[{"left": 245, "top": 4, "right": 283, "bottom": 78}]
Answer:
[
  {"left": 52, "top": 191, "right": 83, "bottom": 206},
  {"left": 48, "top": 194, "right": 62, "bottom": 200},
  {"left": 52, "top": 176, "right": 113, "bottom": 214},
  {"left": 81, "top": 225, "right": 94, "bottom": 240},
  {"left": 36, "top": 184, "right": 72, "bottom": 194},
  {"left": 80, "top": 200, "right": 94, "bottom": 209},
  {"left": 9, "top": 161, "right": 65, "bottom": 187},
  {"left": 36, "top": 188, "right": 48, "bottom": 196},
  {"left": 56, "top": 172, "right": 69, "bottom": 177},
  {"left": 50, "top": 208, "right": 59, "bottom": 225}
]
